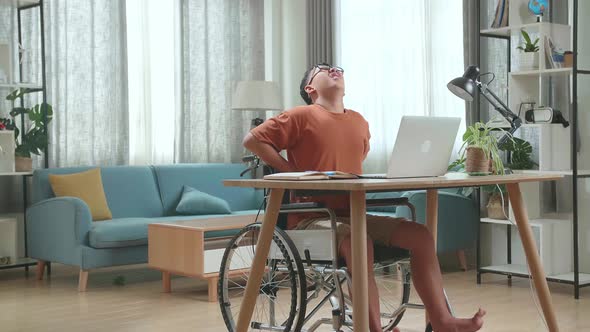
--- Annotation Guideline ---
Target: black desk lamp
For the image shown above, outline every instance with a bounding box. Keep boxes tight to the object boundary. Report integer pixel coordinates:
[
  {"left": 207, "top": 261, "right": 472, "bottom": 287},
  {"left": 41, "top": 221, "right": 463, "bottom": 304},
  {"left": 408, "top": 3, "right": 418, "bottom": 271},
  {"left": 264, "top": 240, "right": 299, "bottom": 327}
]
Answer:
[{"left": 447, "top": 65, "right": 522, "bottom": 145}]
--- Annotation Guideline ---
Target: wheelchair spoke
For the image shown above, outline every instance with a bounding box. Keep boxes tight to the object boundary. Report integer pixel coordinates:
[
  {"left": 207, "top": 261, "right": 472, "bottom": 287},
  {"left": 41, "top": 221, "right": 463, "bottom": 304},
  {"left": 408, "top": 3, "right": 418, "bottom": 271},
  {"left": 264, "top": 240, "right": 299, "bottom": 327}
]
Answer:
[
  {"left": 219, "top": 224, "right": 305, "bottom": 331},
  {"left": 219, "top": 223, "right": 415, "bottom": 332}
]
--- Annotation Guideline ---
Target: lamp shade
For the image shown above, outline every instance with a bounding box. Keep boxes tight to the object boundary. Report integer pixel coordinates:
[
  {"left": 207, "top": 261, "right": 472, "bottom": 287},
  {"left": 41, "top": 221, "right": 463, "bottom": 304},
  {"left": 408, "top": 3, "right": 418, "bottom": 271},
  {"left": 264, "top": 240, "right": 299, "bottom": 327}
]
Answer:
[
  {"left": 231, "top": 81, "right": 283, "bottom": 111},
  {"left": 447, "top": 65, "right": 480, "bottom": 102}
]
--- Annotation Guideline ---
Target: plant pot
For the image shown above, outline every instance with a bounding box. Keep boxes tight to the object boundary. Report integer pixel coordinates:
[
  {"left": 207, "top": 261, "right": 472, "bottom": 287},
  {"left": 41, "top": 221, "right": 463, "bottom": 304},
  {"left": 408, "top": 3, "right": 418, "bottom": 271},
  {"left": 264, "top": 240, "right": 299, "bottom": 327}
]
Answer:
[
  {"left": 15, "top": 156, "right": 32, "bottom": 172},
  {"left": 517, "top": 51, "right": 539, "bottom": 70},
  {"left": 487, "top": 192, "right": 509, "bottom": 219},
  {"left": 465, "top": 147, "right": 491, "bottom": 174}
]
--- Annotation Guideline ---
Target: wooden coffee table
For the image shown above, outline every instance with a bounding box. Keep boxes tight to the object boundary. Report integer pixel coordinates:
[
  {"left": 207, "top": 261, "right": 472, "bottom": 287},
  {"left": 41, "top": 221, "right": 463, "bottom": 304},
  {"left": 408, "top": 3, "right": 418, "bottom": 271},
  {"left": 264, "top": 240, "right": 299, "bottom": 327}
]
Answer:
[{"left": 148, "top": 214, "right": 261, "bottom": 302}]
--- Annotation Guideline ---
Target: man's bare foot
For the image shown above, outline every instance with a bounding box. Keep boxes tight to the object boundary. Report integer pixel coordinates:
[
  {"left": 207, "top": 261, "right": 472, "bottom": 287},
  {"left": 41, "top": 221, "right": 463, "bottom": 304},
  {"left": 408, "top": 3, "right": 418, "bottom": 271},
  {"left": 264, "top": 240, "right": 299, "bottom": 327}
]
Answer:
[{"left": 434, "top": 308, "right": 486, "bottom": 332}]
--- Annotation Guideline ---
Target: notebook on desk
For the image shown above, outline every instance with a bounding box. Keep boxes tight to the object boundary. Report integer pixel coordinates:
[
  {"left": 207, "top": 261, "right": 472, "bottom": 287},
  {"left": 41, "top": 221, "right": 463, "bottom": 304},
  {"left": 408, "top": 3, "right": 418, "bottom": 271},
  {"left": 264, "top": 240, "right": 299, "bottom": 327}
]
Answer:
[
  {"left": 360, "top": 116, "right": 461, "bottom": 179},
  {"left": 263, "top": 171, "right": 358, "bottom": 181}
]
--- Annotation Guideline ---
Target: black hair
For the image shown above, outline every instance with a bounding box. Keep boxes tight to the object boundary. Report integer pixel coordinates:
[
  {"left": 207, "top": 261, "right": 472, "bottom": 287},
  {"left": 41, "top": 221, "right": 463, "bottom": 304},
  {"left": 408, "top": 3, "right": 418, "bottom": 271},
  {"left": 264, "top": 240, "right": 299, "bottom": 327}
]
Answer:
[
  {"left": 299, "top": 66, "right": 316, "bottom": 105},
  {"left": 299, "top": 62, "right": 330, "bottom": 105}
]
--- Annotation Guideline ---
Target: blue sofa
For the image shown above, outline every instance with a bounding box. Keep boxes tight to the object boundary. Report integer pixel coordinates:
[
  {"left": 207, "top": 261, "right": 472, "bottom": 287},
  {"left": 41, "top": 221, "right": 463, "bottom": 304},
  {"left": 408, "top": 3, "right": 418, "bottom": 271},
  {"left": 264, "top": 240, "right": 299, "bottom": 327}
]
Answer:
[{"left": 26, "top": 164, "right": 263, "bottom": 291}]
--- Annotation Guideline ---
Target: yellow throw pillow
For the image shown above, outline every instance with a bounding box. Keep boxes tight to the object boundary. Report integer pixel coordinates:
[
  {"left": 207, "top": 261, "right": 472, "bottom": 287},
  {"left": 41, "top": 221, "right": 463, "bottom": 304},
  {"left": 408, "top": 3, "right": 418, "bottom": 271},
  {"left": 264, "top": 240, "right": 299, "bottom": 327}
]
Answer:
[{"left": 49, "top": 168, "right": 113, "bottom": 221}]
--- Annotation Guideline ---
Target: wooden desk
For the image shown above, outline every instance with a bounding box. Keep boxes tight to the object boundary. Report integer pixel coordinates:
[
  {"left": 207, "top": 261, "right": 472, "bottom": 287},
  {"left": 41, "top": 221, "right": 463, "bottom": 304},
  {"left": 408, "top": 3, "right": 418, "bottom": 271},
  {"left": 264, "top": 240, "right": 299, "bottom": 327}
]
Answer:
[{"left": 224, "top": 173, "right": 563, "bottom": 332}]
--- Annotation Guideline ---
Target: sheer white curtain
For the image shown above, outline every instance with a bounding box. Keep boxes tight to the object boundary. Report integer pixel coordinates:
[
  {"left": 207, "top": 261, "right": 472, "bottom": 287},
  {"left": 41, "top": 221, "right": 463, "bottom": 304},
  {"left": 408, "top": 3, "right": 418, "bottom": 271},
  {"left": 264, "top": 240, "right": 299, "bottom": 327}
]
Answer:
[
  {"left": 337, "top": 0, "right": 465, "bottom": 173},
  {"left": 126, "top": 0, "right": 177, "bottom": 165},
  {"left": 177, "top": 0, "right": 265, "bottom": 163},
  {"left": 43, "top": 0, "right": 129, "bottom": 167}
]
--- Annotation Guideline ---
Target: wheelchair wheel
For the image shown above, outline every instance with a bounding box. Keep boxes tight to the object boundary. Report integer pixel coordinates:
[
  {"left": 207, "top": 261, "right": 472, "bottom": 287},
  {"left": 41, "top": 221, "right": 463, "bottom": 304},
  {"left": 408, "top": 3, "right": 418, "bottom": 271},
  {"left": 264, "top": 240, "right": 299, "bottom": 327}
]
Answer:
[
  {"left": 342, "top": 260, "right": 411, "bottom": 331},
  {"left": 218, "top": 224, "right": 307, "bottom": 331},
  {"left": 374, "top": 260, "right": 411, "bottom": 330}
]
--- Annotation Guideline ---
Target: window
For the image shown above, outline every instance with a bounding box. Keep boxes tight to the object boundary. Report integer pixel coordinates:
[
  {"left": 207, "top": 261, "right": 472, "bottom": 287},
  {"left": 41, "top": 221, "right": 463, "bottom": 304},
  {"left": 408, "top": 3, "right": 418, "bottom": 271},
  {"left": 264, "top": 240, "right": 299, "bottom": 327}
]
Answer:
[
  {"left": 337, "top": 0, "right": 465, "bottom": 172},
  {"left": 126, "top": 0, "right": 177, "bottom": 164}
]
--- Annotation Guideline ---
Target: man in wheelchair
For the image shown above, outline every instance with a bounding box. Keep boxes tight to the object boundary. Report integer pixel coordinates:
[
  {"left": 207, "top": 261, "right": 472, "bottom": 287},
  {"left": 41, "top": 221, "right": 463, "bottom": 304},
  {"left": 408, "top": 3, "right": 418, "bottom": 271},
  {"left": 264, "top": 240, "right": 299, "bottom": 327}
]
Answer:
[{"left": 241, "top": 62, "right": 485, "bottom": 332}]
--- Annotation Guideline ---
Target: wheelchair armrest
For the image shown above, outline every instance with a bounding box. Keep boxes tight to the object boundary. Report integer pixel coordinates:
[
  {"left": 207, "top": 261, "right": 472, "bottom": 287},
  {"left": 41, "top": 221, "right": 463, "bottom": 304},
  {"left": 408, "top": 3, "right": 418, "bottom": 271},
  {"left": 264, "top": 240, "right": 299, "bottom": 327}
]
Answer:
[{"left": 366, "top": 197, "right": 416, "bottom": 222}]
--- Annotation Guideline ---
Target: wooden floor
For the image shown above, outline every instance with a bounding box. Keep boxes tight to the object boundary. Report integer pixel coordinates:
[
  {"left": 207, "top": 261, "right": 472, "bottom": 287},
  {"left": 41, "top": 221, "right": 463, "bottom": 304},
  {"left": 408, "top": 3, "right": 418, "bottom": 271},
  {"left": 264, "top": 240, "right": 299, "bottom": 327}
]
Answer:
[{"left": 1, "top": 263, "right": 589, "bottom": 332}]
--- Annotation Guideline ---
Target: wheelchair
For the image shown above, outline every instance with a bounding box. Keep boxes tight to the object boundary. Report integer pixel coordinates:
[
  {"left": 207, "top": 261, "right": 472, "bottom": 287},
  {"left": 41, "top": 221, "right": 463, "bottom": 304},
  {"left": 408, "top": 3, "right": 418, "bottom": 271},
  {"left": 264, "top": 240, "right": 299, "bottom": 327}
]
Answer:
[{"left": 218, "top": 194, "right": 451, "bottom": 331}]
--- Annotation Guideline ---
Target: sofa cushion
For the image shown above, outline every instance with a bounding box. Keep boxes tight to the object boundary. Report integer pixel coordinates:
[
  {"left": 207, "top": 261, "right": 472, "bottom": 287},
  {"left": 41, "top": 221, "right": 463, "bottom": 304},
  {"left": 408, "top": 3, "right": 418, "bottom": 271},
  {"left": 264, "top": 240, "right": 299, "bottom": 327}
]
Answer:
[
  {"left": 153, "top": 164, "right": 263, "bottom": 216},
  {"left": 176, "top": 185, "right": 232, "bottom": 215},
  {"left": 48, "top": 168, "right": 113, "bottom": 221},
  {"left": 88, "top": 210, "right": 261, "bottom": 249},
  {"left": 33, "top": 166, "right": 165, "bottom": 218}
]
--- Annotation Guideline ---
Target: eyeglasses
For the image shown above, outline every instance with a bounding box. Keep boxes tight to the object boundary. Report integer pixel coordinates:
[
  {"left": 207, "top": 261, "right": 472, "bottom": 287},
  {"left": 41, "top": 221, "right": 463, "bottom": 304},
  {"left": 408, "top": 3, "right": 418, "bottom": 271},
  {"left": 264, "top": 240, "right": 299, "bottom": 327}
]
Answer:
[{"left": 307, "top": 64, "right": 344, "bottom": 85}]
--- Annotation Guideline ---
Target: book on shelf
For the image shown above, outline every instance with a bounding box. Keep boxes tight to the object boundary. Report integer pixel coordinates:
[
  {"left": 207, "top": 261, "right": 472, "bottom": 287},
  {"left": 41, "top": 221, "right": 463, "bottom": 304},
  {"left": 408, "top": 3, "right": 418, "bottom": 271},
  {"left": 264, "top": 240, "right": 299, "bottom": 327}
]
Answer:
[
  {"left": 491, "top": 0, "right": 509, "bottom": 28},
  {"left": 263, "top": 171, "right": 359, "bottom": 181},
  {"left": 544, "top": 36, "right": 562, "bottom": 69}
]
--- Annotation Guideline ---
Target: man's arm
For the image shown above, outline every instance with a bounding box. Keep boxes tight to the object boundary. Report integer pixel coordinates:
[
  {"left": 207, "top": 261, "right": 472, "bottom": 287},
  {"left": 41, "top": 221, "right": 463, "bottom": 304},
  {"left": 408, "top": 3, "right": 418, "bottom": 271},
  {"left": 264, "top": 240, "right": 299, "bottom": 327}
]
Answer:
[{"left": 243, "top": 133, "right": 296, "bottom": 173}]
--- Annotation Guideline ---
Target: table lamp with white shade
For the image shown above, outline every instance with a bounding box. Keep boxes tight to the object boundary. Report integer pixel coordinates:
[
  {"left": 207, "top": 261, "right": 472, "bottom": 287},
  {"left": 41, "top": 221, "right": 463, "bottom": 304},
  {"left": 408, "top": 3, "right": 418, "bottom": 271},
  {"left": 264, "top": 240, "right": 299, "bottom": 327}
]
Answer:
[
  {"left": 231, "top": 80, "right": 283, "bottom": 127},
  {"left": 231, "top": 80, "right": 283, "bottom": 176}
]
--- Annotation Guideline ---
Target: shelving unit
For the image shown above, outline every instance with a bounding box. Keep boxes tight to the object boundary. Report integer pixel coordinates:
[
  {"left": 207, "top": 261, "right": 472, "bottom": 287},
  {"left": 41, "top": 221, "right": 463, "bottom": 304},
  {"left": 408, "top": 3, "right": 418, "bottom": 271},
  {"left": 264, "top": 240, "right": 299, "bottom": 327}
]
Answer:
[
  {"left": 509, "top": 67, "right": 572, "bottom": 76},
  {"left": 0, "top": 0, "right": 46, "bottom": 272},
  {"left": 476, "top": 0, "right": 589, "bottom": 298}
]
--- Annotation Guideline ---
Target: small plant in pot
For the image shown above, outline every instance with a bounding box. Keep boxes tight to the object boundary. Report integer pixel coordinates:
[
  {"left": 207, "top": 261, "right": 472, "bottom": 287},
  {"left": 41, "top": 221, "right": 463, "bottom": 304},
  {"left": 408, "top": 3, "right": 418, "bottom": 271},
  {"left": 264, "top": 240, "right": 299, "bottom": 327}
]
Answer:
[
  {"left": 457, "top": 121, "right": 507, "bottom": 176},
  {"left": 517, "top": 29, "right": 540, "bottom": 70},
  {"left": 450, "top": 121, "right": 513, "bottom": 218},
  {"left": 6, "top": 88, "right": 53, "bottom": 172}
]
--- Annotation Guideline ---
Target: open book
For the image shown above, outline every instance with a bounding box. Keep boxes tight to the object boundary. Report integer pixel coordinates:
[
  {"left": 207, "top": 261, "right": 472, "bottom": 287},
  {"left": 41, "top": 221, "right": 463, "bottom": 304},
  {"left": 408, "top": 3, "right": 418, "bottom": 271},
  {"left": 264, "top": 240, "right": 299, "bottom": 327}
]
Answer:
[{"left": 263, "top": 171, "right": 359, "bottom": 181}]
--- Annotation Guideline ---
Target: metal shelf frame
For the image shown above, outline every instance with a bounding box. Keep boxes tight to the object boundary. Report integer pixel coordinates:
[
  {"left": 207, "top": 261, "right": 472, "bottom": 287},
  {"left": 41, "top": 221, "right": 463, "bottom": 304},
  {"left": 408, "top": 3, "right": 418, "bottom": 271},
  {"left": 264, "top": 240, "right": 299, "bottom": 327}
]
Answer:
[
  {"left": 0, "top": 0, "right": 48, "bottom": 274},
  {"left": 475, "top": 0, "right": 586, "bottom": 299}
]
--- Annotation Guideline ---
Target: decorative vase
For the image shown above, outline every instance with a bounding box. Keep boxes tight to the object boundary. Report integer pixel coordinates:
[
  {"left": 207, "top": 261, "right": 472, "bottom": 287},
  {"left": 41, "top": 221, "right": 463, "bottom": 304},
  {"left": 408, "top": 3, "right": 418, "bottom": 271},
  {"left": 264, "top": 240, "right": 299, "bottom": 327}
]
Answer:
[
  {"left": 465, "top": 147, "right": 490, "bottom": 174},
  {"left": 487, "top": 192, "right": 509, "bottom": 219},
  {"left": 517, "top": 51, "right": 539, "bottom": 70},
  {"left": 15, "top": 156, "right": 32, "bottom": 172}
]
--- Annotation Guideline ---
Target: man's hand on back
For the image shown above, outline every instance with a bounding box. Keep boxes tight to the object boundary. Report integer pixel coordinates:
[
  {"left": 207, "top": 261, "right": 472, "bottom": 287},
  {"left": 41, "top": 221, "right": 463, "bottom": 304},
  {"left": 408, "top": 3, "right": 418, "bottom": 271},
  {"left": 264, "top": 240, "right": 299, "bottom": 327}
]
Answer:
[{"left": 243, "top": 133, "right": 296, "bottom": 173}]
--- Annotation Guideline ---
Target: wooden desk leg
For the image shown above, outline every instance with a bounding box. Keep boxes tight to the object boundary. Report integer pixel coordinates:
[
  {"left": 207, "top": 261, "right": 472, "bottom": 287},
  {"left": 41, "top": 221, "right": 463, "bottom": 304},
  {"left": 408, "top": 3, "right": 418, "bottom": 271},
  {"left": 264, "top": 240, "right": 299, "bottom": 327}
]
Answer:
[
  {"left": 162, "top": 272, "right": 171, "bottom": 293},
  {"left": 506, "top": 183, "right": 559, "bottom": 332},
  {"left": 350, "top": 190, "right": 369, "bottom": 331},
  {"left": 36, "top": 260, "right": 46, "bottom": 281},
  {"left": 425, "top": 189, "right": 438, "bottom": 325},
  {"left": 208, "top": 277, "right": 218, "bottom": 303},
  {"left": 235, "top": 188, "right": 285, "bottom": 332},
  {"left": 426, "top": 189, "right": 438, "bottom": 247}
]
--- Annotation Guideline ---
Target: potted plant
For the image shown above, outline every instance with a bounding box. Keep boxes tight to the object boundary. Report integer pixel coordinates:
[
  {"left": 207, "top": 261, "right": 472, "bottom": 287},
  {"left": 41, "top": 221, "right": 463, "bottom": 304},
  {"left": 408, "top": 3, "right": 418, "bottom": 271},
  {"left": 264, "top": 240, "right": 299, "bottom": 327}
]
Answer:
[
  {"left": 457, "top": 121, "right": 507, "bottom": 176},
  {"left": 6, "top": 88, "right": 53, "bottom": 172},
  {"left": 499, "top": 136, "right": 537, "bottom": 170},
  {"left": 516, "top": 29, "right": 540, "bottom": 70},
  {"left": 449, "top": 121, "right": 515, "bottom": 219}
]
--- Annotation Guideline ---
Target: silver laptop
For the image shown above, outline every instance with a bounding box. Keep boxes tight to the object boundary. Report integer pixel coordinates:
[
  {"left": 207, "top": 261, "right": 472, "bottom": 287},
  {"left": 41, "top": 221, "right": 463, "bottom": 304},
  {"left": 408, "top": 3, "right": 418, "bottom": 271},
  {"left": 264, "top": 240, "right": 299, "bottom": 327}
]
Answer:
[{"left": 362, "top": 116, "right": 461, "bottom": 179}]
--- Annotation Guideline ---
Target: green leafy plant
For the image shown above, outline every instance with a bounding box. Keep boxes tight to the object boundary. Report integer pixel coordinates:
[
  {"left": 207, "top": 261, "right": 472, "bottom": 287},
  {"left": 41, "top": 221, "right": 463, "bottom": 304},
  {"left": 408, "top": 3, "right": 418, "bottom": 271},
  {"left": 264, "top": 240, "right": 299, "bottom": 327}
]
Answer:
[
  {"left": 112, "top": 275, "right": 126, "bottom": 286},
  {"left": 517, "top": 29, "right": 539, "bottom": 52},
  {"left": 6, "top": 88, "right": 53, "bottom": 158},
  {"left": 448, "top": 156, "right": 466, "bottom": 172},
  {"left": 448, "top": 122, "right": 513, "bottom": 195},
  {"left": 458, "top": 121, "right": 509, "bottom": 175},
  {"left": 499, "top": 137, "right": 537, "bottom": 170}
]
